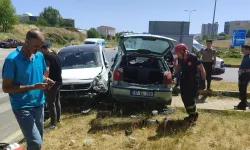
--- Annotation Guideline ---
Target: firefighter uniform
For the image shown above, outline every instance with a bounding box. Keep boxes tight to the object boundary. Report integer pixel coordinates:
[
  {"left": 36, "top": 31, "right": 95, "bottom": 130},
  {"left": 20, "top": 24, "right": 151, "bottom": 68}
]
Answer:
[
  {"left": 237, "top": 53, "right": 250, "bottom": 110},
  {"left": 179, "top": 53, "right": 202, "bottom": 121},
  {"left": 200, "top": 47, "right": 216, "bottom": 90}
]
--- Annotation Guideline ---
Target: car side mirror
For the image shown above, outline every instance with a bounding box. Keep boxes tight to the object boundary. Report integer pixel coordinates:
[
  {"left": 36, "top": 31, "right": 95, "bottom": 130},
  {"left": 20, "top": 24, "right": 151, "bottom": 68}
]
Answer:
[{"left": 105, "top": 61, "right": 109, "bottom": 68}]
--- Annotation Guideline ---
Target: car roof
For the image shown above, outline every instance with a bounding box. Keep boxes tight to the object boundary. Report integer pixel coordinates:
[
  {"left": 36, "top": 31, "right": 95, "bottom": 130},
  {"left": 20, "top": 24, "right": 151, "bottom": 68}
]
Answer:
[
  {"left": 121, "top": 34, "right": 177, "bottom": 42},
  {"left": 58, "top": 44, "right": 101, "bottom": 53},
  {"left": 84, "top": 38, "right": 105, "bottom": 42}
]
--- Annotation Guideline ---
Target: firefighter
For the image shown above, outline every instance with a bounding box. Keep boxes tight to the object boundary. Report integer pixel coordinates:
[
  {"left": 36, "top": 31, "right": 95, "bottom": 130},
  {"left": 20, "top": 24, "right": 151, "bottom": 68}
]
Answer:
[
  {"left": 235, "top": 45, "right": 250, "bottom": 110},
  {"left": 173, "top": 43, "right": 206, "bottom": 123},
  {"left": 199, "top": 39, "right": 216, "bottom": 90}
]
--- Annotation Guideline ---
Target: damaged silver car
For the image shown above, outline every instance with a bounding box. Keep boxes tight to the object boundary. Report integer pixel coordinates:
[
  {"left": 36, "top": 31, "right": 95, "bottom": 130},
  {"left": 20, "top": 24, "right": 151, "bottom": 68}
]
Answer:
[{"left": 57, "top": 44, "right": 109, "bottom": 108}]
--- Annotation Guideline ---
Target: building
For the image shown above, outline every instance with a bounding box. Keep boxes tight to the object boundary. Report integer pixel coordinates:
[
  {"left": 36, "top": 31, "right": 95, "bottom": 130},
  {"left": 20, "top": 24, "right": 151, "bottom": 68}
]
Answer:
[
  {"left": 18, "top": 13, "right": 75, "bottom": 27},
  {"left": 201, "top": 22, "right": 219, "bottom": 36},
  {"left": 18, "top": 12, "right": 38, "bottom": 22},
  {"left": 148, "top": 21, "right": 193, "bottom": 51},
  {"left": 224, "top": 20, "right": 250, "bottom": 37},
  {"left": 97, "top": 26, "right": 116, "bottom": 37}
]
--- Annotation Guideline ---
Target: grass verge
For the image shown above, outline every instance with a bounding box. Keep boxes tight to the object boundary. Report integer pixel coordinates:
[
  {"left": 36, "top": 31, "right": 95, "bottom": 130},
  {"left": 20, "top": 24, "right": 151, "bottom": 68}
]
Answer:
[
  {"left": 106, "top": 40, "right": 117, "bottom": 48},
  {"left": 211, "top": 81, "right": 250, "bottom": 92},
  {"left": 22, "top": 108, "right": 250, "bottom": 150},
  {"left": 222, "top": 57, "right": 241, "bottom": 65}
]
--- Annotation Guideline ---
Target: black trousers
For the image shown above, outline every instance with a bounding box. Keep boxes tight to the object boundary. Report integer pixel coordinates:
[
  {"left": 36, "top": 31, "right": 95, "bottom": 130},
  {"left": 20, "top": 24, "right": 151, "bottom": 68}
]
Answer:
[
  {"left": 202, "top": 62, "right": 213, "bottom": 87},
  {"left": 180, "top": 78, "right": 198, "bottom": 115},
  {"left": 47, "top": 83, "right": 62, "bottom": 126},
  {"left": 238, "top": 73, "right": 250, "bottom": 106}
]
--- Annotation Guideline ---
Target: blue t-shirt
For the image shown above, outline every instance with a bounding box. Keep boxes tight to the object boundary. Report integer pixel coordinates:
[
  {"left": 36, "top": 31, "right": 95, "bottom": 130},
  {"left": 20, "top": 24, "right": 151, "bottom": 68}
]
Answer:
[
  {"left": 2, "top": 46, "right": 46, "bottom": 110},
  {"left": 240, "top": 54, "right": 250, "bottom": 69}
]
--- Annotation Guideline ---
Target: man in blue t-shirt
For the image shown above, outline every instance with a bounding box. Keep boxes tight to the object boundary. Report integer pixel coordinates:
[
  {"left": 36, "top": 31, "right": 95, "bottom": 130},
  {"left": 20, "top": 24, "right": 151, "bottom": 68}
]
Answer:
[
  {"left": 235, "top": 45, "right": 250, "bottom": 110},
  {"left": 2, "top": 29, "right": 54, "bottom": 150}
]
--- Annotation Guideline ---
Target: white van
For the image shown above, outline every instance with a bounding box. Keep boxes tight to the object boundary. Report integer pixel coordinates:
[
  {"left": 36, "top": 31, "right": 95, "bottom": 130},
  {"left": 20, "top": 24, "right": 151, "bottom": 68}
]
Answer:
[{"left": 84, "top": 38, "right": 105, "bottom": 49}]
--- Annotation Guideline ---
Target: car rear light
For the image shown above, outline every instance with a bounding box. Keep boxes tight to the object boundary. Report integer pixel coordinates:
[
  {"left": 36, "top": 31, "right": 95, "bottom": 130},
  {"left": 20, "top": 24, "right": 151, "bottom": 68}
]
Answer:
[
  {"left": 163, "top": 72, "right": 172, "bottom": 84},
  {"left": 113, "top": 68, "right": 123, "bottom": 81}
]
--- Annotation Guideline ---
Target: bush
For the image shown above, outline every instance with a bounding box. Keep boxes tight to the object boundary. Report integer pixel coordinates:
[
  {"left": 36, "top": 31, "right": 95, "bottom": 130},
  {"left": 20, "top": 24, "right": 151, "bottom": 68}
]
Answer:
[
  {"left": 226, "top": 50, "right": 242, "bottom": 58},
  {"left": 44, "top": 33, "right": 67, "bottom": 45},
  {"left": 216, "top": 50, "right": 225, "bottom": 58}
]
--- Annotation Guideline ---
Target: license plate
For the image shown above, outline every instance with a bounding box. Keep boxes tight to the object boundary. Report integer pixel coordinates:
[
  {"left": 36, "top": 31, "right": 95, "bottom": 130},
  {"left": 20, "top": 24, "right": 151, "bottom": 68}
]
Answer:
[{"left": 130, "top": 90, "right": 154, "bottom": 97}]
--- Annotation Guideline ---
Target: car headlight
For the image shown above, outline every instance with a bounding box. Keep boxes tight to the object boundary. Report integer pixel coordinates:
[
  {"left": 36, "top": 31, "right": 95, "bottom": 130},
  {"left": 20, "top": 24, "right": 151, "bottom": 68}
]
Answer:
[{"left": 215, "top": 61, "right": 221, "bottom": 68}]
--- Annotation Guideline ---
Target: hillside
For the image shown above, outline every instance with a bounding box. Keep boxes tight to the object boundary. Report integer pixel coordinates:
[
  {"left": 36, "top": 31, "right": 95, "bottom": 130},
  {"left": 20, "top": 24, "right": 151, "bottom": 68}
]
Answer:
[{"left": 0, "top": 24, "right": 86, "bottom": 48}]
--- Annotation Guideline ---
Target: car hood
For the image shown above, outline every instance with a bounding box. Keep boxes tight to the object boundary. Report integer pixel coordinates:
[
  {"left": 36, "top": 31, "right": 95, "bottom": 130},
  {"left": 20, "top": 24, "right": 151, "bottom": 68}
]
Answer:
[
  {"left": 62, "top": 67, "right": 102, "bottom": 81},
  {"left": 216, "top": 57, "right": 223, "bottom": 62}
]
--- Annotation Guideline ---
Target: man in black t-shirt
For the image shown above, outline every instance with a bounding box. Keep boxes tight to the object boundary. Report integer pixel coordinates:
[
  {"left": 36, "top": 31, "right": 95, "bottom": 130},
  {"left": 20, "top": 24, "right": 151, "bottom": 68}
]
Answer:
[{"left": 40, "top": 40, "right": 62, "bottom": 129}]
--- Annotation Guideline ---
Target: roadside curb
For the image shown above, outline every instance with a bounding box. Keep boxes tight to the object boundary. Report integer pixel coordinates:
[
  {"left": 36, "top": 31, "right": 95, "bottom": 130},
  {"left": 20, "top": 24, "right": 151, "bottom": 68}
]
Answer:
[
  {"left": 224, "top": 64, "right": 240, "bottom": 68},
  {"left": 172, "top": 106, "right": 250, "bottom": 113},
  {"left": 197, "top": 90, "right": 250, "bottom": 97}
]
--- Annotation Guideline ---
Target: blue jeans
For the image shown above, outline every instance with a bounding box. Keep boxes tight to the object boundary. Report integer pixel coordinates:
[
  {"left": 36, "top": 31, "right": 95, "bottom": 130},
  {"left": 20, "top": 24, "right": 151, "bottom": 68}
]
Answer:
[{"left": 13, "top": 105, "right": 44, "bottom": 150}]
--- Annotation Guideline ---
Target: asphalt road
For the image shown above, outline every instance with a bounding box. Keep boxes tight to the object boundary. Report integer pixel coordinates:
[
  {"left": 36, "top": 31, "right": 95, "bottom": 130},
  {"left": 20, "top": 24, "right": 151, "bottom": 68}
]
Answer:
[
  {"left": 0, "top": 48, "right": 22, "bottom": 143},
  {"left": 0, "top": 47, "right": 239, "bottom": 143}
]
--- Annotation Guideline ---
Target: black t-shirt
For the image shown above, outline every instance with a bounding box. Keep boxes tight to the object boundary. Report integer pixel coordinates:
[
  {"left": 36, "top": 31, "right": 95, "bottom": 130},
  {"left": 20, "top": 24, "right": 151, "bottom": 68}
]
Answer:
[
  {"left": 179, "top": 53, "right": 201, "bottom": 81},
  {"left": 45, "top": 52, "right": 62, "bottom": 83}
]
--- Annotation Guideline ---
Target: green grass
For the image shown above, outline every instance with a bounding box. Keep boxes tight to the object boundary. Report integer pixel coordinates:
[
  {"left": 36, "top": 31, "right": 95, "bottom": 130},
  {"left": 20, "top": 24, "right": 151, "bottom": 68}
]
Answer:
[
  {"left": 222, "top": 57, "right": 242, "bottom": 65},
  {"left": 22, "top": 108, "right": 250, "bottom": 150},
  {"left": 106, "top": 40, "right": 117, "bottom": 48}
]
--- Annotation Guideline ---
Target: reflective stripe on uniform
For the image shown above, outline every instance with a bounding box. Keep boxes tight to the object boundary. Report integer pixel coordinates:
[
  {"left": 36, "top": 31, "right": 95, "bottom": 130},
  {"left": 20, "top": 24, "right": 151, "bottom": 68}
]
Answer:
[
  {"left": 186, "top": 105, "right": 196, "bottom": 110},
  {"left": 185, "top": 105, "right": 197, "bottom": 115}
]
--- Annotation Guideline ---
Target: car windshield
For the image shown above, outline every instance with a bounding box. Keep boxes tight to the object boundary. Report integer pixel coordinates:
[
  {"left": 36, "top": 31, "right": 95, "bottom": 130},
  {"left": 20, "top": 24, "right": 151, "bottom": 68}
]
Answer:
[
  {"left": 122, "top": 37, "right": 171, "bottom": 54},
  {"left": 193, "top": 43, "right": 205, "bottom": 51},
  {"left": 58, "top": 51, "right": 102, "bottom": 69},
  {"left": 84, "top": 41, "right": 96, "bottom": 44}
]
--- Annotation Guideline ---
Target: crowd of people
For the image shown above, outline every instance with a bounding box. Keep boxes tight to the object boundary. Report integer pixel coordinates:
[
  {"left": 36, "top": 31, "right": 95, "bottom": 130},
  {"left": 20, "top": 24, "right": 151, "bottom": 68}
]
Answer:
[{"left": 1, "top": 29, "right": 249, "bottom": 149}]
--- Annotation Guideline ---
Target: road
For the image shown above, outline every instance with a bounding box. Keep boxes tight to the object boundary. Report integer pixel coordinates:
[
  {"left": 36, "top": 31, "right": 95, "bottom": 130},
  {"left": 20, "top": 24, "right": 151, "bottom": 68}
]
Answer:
[
  {"left": 0, "top": 48, "right": 22, "bottom": 143},
  {"left": 0, "top": 47, "right": 239, "bottom": 143}
]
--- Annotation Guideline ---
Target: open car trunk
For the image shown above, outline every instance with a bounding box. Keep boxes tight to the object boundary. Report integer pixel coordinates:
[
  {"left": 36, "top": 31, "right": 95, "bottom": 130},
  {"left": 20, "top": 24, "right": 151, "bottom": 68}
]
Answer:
[{"left": 119, "top": 55, "right": 166, "bottom": 84}]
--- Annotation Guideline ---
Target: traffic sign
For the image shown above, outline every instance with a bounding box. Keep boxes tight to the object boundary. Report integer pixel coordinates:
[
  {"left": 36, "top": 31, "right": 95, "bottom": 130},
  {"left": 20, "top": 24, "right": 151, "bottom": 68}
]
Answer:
[{"left": 232, "top": 30, "right": 247, "bottom": 46}]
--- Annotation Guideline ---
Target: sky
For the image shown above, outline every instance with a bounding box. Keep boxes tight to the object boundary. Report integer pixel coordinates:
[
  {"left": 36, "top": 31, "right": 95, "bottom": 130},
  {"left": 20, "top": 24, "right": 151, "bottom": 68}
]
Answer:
[{"left": 12, "top": 0, "right": 250, "bottom": 34}]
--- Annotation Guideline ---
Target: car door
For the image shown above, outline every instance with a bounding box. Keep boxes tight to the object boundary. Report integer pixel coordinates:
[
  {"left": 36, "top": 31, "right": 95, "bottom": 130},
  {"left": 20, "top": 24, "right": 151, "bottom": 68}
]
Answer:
[{"left": 101, "top": 50, "right": 109, "bottom": 82}]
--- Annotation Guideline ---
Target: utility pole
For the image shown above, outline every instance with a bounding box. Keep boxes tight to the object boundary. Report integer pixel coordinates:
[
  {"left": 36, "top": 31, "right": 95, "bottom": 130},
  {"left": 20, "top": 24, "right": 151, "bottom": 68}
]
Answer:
[{"left": 211, "top": 0, "right": 218, "bottom": 38}]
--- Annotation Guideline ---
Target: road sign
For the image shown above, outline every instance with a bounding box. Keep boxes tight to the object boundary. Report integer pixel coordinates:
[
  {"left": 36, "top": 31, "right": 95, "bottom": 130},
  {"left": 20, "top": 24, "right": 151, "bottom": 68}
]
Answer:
[{"left": 232, "top": 30, "right": 247, "bottom": 46}]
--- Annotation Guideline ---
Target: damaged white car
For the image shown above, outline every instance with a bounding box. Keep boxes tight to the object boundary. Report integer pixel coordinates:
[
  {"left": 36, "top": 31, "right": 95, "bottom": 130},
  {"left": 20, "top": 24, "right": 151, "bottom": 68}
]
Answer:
[{"left": 57, "top": 44, "right": 109, "bottom": 108}]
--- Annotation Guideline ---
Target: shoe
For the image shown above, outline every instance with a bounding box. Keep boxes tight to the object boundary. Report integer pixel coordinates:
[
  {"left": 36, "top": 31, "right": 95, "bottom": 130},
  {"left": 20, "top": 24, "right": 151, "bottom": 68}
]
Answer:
[
  {"left": 49, "top": 125, "right": 57, "bottom": 130},
  {"left": 234, "top": 102, "right": 247, "bottom": 110},
  {"left": 184, "top": 113, "right": 199, "bottom": 124}
]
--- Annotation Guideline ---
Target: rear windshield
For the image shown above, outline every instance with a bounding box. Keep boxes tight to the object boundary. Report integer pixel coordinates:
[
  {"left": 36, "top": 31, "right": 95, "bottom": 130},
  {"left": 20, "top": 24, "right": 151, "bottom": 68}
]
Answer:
[
  {"left": 84, "top": 41, "right": 96, "bottom": 44},
  {"left": 120, "top": 56, "right": 166, "bottom": 70},
  {"left": 123, "top": 37, "right": 171, "bottom": 54},
  {"left": 58, "top": 51, "right": 102, "bottom": 69}
]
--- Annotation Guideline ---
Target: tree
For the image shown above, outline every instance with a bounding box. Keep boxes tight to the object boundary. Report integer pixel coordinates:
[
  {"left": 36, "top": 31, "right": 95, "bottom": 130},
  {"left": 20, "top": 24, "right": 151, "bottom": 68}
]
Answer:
[
  {"left": 202, "top": 34, "right": 210, "bottom": 41},
  {"left": 60, "top": 19, "right": 74, "bottom": 28},
  {"left": 39, "top": 6, "right": 62, "bottom": 26},
  {"left": 246, "top": 29, "right": 250, "bottom": 38},
  {"left": 0, "top": 0, "right": 18, "bottom": 32},
  {"left": 218, "top": 32, "right": 226, "bottom": 36},
  {"left": 87, "top": 28, "right": 101, "bottom": 38},
  {"left": 37, "top": 17, "right": 48, "bottom": 26}
]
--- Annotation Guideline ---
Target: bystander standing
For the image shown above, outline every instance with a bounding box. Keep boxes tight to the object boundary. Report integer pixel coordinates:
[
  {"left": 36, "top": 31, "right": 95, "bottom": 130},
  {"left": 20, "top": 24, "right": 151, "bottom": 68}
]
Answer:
[
  {"left": 235, "top": 45, "right": 250, "bottom": 110},
  {"left": 199, "top": 39, "right": 216, "bottom": 90},
  {"left": 2, "top": 29, "right": 54, "bottom": 150},
  {"left": 39, "top": 40, "right": 62, "bottom": 129}
]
